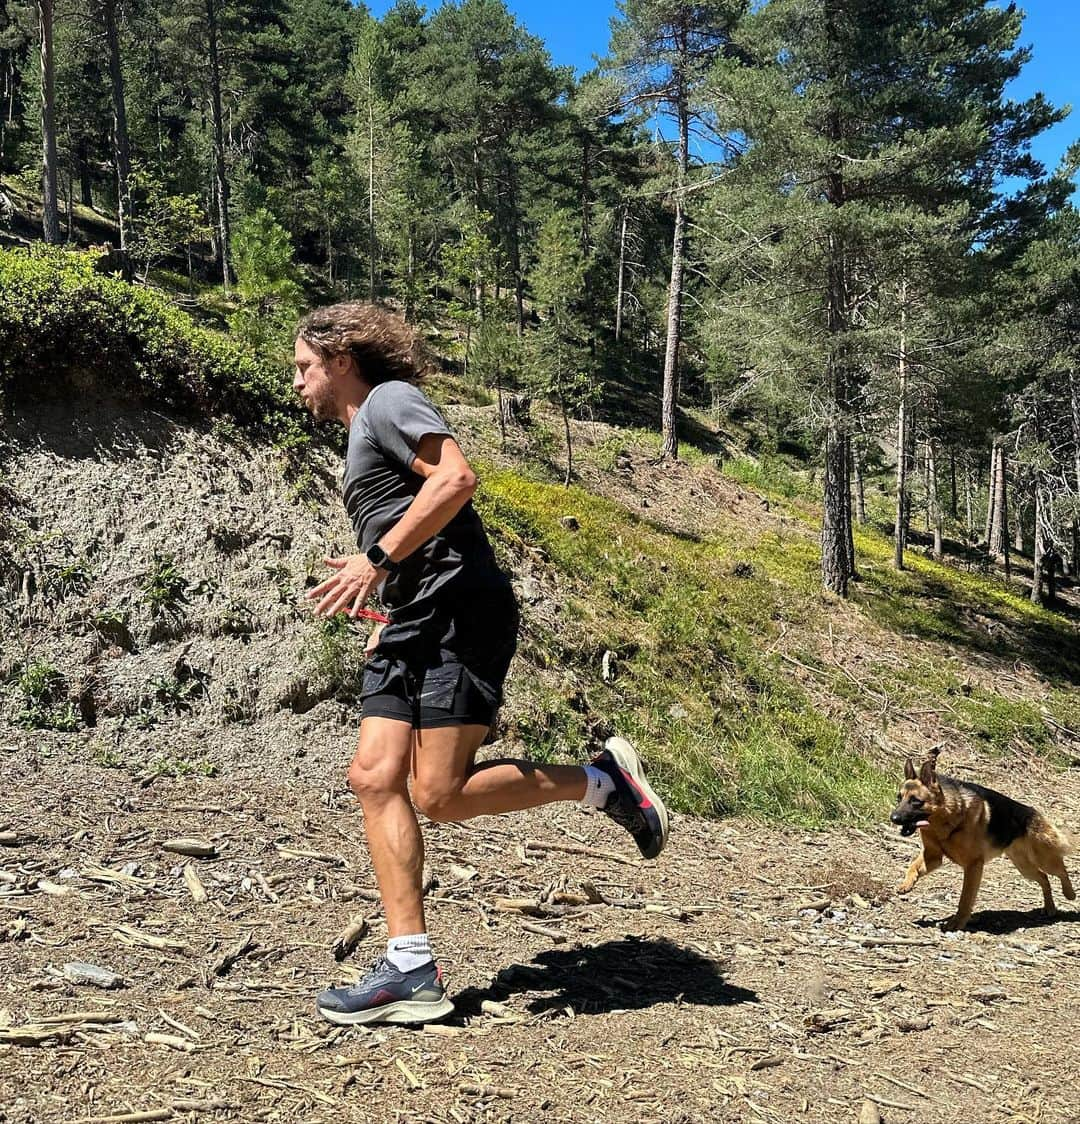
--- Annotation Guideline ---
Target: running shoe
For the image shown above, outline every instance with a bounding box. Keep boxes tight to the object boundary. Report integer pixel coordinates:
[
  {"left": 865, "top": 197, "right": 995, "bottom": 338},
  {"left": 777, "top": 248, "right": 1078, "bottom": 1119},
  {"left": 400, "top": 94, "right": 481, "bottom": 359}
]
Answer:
[
  {"left": 590, "top": 736, "right": 670, "bottom": 860},
  {"left": 316, "top": 957, "right": 454, "bottom": 1026}
]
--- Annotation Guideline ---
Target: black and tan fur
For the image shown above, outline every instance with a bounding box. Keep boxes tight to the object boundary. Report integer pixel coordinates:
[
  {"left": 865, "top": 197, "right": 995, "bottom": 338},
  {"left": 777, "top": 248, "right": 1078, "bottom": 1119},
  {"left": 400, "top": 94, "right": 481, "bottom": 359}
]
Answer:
[{"left": 891, "top": 752, "right": 1075, "bottom": 931}]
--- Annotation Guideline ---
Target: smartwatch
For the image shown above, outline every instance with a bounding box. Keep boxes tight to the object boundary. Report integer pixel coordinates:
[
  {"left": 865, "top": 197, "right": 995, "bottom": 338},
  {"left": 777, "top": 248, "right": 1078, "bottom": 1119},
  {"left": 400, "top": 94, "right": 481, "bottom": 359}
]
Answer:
[{"left": 366, "top": 543, "right": 399, "bottom": 574}]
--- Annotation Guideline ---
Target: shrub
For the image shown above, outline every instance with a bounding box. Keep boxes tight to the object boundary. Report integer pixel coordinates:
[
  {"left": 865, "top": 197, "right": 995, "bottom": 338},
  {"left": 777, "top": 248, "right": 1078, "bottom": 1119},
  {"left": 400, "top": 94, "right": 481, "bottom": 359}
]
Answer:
[{"left": 0, "top": 245, "right": 309, "bottom": 445}]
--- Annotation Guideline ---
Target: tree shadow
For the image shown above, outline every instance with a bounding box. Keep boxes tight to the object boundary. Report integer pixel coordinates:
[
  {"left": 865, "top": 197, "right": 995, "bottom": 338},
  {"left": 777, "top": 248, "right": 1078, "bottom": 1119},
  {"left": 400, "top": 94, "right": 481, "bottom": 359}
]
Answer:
[
  {"left": 855, "top": 563, "right": 1080, "bottom": 688},
  {"left": 915, "top": 907, "right": 1080, "bottom": 936},
  {"left": 452, "top": 937, "right": 758, "bottom": 1018}
]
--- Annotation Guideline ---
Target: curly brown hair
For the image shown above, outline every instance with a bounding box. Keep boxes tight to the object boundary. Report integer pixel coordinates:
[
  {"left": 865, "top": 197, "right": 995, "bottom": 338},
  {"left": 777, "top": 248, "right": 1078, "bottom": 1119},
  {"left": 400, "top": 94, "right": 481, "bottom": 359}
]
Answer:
[{"left": 295, "top": 302, "right": 428, "bottom": 386}]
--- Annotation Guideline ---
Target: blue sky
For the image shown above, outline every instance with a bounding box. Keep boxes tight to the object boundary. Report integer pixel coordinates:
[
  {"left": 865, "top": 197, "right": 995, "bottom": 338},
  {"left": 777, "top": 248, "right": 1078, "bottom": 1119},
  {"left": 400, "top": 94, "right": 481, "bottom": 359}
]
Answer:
[{"left": 367, "top": 0, "right": 1077, "bottom": 178}]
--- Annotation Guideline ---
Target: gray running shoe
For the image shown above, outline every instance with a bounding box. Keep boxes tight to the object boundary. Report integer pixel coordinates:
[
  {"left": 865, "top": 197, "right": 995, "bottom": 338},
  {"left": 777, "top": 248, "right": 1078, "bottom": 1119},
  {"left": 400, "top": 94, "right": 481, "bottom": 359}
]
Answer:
[
  {"left": 316, "top": 957, "right": 454, "bottom": 1026},
  {"left": 590, "top": 736, "right": 670, "bottom": 860}
]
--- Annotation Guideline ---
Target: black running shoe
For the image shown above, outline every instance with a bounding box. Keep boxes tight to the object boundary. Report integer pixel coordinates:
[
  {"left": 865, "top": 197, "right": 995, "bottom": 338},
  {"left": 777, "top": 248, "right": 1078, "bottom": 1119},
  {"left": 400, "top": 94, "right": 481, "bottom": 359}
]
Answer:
[
  {"left": 590, "top": 736, "right": 670, "bottom": 860},
  {"left": 316, "top": 957, "right": 454, "bottom": 1026}
]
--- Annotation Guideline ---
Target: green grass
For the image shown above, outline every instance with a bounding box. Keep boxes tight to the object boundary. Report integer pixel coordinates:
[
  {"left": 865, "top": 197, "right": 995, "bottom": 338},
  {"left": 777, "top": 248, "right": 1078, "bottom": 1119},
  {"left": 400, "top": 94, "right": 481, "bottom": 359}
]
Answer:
[{"left": 474, "top": 468, "right": 892, "bottom": 827}]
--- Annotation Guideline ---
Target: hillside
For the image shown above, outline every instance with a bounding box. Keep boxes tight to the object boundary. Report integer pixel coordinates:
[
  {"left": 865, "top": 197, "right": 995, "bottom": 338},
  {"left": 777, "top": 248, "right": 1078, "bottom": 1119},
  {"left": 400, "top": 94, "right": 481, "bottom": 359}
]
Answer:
[{"left": 2, "top": 356, "right": 1080, "bottom": 1121}]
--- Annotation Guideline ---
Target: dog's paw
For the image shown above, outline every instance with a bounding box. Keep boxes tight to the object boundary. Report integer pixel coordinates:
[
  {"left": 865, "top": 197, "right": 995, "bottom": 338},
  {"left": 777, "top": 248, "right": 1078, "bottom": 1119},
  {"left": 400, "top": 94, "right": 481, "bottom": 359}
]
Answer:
[
  {"left": 941, "top": 915, "right": 968, "bottom": 933},
  {"left": 896, "top": 879, "right": 915, "bottom": 895}
]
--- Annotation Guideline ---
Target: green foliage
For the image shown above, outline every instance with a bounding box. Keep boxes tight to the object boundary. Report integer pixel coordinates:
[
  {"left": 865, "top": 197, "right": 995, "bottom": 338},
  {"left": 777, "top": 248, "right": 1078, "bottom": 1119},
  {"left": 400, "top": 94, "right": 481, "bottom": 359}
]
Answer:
[
  {"left": 14, "top": 660, "right": 80, "bottom": 731},
  {"left": 301, "top": 615, "right": 366, "bottom": 700},
  {"left": 227, "top": 208, "right": 304, "bottom": 355},
  {"left": 0, "top": 246, "right": 306, "bottom": 443},
  {"left": 128, "top": 167, "right": 211, "bottom": 283},
  {"left": 475, "top": 467, "right": 892, "bottom": 825},
  {"left": 141, "top": 554, "right": 189, "bottom": 620}
]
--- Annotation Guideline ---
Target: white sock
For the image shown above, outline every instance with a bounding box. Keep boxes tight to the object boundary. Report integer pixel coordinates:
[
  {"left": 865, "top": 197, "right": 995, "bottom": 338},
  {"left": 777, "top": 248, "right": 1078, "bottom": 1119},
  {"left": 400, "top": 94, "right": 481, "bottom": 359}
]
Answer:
[
  {"left": 386, "top": 933, "right": 433, "bottom": 972},
  {"left": 580, "top": 764, "right": 615, "bottom": 810}
]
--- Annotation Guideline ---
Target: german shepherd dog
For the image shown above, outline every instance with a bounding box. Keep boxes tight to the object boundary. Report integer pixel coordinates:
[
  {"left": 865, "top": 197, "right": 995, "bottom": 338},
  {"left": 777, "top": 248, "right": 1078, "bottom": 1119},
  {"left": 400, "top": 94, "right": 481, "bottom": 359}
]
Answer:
[{"left": 891, "top": 752, "right": 1075, "bottom": 931}]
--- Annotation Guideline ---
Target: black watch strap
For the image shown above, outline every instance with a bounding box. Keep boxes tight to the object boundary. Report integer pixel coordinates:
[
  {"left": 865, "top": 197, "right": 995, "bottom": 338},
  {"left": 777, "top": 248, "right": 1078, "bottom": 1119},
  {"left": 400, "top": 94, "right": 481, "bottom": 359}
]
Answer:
[{"left": 366, "top": 544, "right": 398, "bottom": 573}]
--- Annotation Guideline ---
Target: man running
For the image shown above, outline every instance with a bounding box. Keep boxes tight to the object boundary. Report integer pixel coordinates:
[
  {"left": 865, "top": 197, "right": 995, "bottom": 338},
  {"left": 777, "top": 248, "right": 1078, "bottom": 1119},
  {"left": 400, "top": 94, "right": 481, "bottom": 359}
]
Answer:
[{"left": 293, "top": 301, "right": 669, "bottom": 1025}]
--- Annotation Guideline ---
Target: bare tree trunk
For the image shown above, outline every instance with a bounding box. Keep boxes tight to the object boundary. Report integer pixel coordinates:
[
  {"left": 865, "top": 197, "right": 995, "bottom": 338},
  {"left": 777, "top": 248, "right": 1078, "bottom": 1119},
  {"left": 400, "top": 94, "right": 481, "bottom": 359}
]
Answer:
[
  {"left": 37, "top": 0, "right": 60, "bottom": 244},
  {"left": 984, "top": 441, "right": 998, "bottom": 547},
  {"left": 964, "top": 457, "right": 974, "bottom": 544},
  {"left": 615, "top": 203, "right": 628, "bottom": 344},
  {"left": 928, "top": 438, "right": 943, "bottom": 561},
  {"left": 853, "top": 441, "right": 867, "bottom": 525},
  {"left": 1030, "top": 479, "right": 1043, "bottom": 605},
  {"left": 893, "top": 283, "right": 908, "bottom": 569},
  {"left": 660, "top": 71, "right": 688, "bottom": 461},
  {"left": 844, "top": 434, "right": 856, "bottom": 577},
  {"left": 207, "top": 0, "right": 230, "bottom": 292},
  {"left": 101, "top": 0, "right": 132, "bottom": 259},
  {"left": 368, "top": 78, "right": 376, "bottom": 300},
  {"left": 1070, "top": 368, "right": 1080, "bottom": 577},
  {"left": 949, "top": 445, "right": 957, "bottom": 519},
  {"left": 989, "top": 443, "right": 1008, "bottom": 563}
]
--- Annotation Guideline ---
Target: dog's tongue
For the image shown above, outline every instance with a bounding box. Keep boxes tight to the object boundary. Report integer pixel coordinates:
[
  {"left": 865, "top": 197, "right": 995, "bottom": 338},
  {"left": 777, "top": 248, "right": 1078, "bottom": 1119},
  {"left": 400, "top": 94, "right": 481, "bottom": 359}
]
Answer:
[{"left": 916, "top": 819, "right": 930, "bottom": 828}]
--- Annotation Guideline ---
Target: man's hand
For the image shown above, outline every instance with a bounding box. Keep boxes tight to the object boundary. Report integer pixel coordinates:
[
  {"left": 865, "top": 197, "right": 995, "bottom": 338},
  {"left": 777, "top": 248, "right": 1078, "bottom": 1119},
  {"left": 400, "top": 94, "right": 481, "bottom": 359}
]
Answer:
[{"left": 306, "top": 555, "right": 386, "bottom": 619}]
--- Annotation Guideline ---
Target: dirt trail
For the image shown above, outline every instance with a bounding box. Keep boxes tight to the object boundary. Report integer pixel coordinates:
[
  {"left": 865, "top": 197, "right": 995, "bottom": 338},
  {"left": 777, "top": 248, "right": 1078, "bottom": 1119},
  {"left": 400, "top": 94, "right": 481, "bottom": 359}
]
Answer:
[{"left": 2, "top": 749, "right": 1078, "bottom": 1124}]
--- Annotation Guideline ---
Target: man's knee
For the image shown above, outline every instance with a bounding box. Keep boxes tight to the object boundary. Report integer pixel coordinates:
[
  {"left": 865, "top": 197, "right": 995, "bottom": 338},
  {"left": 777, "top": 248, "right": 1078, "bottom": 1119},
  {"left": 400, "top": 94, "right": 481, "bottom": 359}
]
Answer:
[
  {"left": 412, "top": 776, "right": 465, "bottom": 823},
  {"left": 348, "top": 731, "right": 409, "bottom": 804}
]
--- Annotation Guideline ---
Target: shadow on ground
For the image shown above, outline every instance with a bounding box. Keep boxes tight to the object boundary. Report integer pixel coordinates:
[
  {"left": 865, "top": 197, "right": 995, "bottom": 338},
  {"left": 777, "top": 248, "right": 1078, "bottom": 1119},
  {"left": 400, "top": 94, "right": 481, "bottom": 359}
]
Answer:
[
  {"left": 916, "top": 907, "right": 1080, "bottom": 936},
  {"left": 453, "top": 937, "right": 759, "bottom": 1018}
]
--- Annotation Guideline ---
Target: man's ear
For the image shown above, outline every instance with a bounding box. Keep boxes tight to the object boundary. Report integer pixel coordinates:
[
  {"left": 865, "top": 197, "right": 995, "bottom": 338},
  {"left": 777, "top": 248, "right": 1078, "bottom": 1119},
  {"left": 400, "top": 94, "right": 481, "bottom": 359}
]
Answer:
[{"left": 904, "top": 758, "right": 916, "bottom": 780}]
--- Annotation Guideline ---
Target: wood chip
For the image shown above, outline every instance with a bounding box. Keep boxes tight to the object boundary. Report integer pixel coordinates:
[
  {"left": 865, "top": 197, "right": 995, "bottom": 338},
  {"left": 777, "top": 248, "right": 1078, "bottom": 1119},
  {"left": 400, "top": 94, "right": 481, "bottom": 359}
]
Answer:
[
  {"left": 858, "top": 1101, "right": 882, "bottom": 1124},
  {"left": 211, "top": 931, "right": 258, "bottom": 977},
  {"left": 69, "top": 1112, "right": 173, "bottom": 1124},
  {"left": 0, "top": 832, "right": 20, "bottom": 847},
  {"left": 524, "top": 839, "right": 634, "bottom": 865},
  {"left": 521, "top": 921, "right": 566, "bottom": 942},
  {"left": 183, "top": 865, "right": 208, "bottom": 904},
  {"left": 458, "top": 1083, "right": 516, "bottom": 1100},
  {"left": 112, "top": 924, "right": 189, "bottom": 952},
  {"left": 331, "top": 915, "right": 368, "bottom": 961},
  {"left": 145, "top": 1030, "right": 195, "bottom": 1052},
  {"left": 749, "top": 1054, "right": 786, "bottom": 1071},
  {"left": 61, "top": 962, "right": 126, "bottom": 989}
]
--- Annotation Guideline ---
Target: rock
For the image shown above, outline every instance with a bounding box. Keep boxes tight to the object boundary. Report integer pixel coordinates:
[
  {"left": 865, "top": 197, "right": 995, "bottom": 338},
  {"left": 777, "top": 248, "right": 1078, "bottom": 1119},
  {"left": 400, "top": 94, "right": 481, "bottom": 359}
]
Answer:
[
  {"left": 858, "top": 1101, "right": 881, "bottom": 1124},
  {"left": 62, "top": 962, "right": 125, "bottom": 989},
  {"left": 163, "top": 837, "right": 218, "bottom": 859},
  {"left": 558, "top": 515, "right": 580, "bottom": 531}
]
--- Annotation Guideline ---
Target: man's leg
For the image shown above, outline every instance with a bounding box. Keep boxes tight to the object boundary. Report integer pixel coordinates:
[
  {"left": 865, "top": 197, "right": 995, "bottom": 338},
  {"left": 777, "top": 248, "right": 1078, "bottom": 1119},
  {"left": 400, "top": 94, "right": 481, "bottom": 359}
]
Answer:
[
  {"left": 410, "top": 724, "right": 587, "bottom": 822},
  {"left": 316, "top": 715, "right": 455, "bottom": 1027},
  {"left": 346, "top": 716, "right": 426, "bottom": 937}
]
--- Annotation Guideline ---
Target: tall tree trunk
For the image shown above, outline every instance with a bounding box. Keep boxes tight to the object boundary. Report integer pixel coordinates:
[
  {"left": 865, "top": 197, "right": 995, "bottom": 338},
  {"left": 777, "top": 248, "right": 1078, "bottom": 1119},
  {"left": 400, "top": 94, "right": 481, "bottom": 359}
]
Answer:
[
  {"left": 367, "top": 75, "right": 376, "bottom": 300},
  {"left": 844, "top": 433, "right": 856, "bottom": 577},
  {"left": 949, "top": 446, "right": 957, "bottom": 519},
  {"left": 989, "top": 444, "right": 1008, "bottom": 562},
  {"left": 77, "top": 140, "right": 93, "bottom": 207},
  {"left": 615, "top": 203, "right": 628, "bottom": 344},
  {"left": 854, "top": 440, "right": 867, "bottom": 525},
  {"left": 964, "top": 457, "right": 974, "bottom": 544},
  {"left": 928, "top": 438, "right": 943, "bottom": 561},
  {"left": 984, "top": 441, "right": 998, "bottom": 547},
  {"left": 101, "top": 0, "right": 132, "bottom": 257},
  {"left": 37, "top": 0, "right": 60, "bottom": 244},
  {"left": 1030, "top": 479, "right": 1043, "bottom": 605},
  {"left": 893, "top": 282, "right": 908, "bottom": 569},
  {"left": 660, "top": 70, "right": 688, "bottom": 461},
  {"left": 1070, "top": 368, "right": 1080, "bottom": 576},
  {"left": 206, "top": 0, "right": 230, "bottom": 292}
]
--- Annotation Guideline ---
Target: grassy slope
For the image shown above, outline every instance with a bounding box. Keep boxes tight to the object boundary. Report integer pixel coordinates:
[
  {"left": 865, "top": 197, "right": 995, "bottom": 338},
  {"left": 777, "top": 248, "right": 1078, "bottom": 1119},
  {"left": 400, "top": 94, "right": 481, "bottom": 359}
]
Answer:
[{"left": 453, "top": 410, "right": 1080, "bottom": 829}]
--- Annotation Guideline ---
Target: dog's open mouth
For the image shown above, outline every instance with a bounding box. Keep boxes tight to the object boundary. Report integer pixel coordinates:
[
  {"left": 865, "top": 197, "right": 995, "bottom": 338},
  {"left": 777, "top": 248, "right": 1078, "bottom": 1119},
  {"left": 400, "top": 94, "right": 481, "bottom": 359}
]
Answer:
[{"left": 898, "top": 819, "right": 930, "bottom": 837}]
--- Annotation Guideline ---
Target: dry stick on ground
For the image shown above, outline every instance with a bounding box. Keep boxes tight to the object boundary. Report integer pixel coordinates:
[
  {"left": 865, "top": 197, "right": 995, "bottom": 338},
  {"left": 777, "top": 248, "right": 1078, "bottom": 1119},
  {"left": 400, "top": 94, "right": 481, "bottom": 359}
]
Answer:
[
  {"left": 523, "top": 839, "right": 634, "bottom": 865},
  {"left": 211, "top": 930, "right": 258, "bottom": 976}
]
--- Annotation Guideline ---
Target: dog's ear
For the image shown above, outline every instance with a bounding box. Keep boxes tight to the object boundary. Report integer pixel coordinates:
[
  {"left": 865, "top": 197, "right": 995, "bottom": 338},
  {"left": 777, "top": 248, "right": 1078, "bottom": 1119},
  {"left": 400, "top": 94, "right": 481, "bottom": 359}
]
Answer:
[
  {"left": 904, "top": 758, "right": 916, "bottom": 780},
  {"left": 919, "top": 758, "right": 938, "bottom": 789}
]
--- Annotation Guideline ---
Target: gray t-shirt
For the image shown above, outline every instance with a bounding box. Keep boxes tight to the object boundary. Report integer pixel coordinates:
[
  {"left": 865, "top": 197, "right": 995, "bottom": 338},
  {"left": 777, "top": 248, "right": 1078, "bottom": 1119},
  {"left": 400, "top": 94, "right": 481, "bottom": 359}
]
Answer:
[{"left": 341, "top": 380, "right": 504, "bottom": 623}]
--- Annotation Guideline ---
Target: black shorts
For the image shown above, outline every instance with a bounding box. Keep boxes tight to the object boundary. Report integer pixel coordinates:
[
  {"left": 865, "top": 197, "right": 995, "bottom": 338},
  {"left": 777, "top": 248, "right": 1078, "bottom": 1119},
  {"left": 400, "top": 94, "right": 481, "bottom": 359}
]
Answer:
[{"left": 360, "top": 586, "right": 519, "bottom": 730}]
